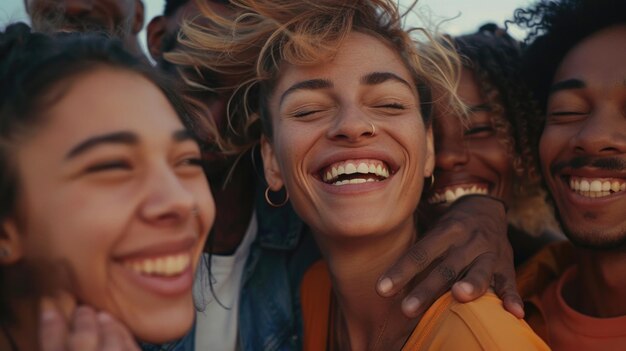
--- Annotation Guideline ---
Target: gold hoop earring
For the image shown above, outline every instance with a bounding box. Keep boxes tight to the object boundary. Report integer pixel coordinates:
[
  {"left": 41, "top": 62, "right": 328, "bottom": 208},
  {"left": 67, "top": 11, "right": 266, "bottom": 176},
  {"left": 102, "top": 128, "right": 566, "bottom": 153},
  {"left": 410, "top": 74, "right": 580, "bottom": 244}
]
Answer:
[
  {"left": 265, "top": 186, "right": 289, "bottom": 207},
  {"left": 428, "top": 174, "right": 435, "bottom": 189},
  {"left": 370, "top": 122, "right": 376, "bottom": 136}
]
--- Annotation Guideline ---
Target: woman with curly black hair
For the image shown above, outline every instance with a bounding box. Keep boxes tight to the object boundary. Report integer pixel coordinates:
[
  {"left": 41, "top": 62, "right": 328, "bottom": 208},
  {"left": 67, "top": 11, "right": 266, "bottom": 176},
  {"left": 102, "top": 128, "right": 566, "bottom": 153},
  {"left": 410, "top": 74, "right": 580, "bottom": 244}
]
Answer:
[{"left": 421, "top": 24, "right": 562, "bottom": 266}]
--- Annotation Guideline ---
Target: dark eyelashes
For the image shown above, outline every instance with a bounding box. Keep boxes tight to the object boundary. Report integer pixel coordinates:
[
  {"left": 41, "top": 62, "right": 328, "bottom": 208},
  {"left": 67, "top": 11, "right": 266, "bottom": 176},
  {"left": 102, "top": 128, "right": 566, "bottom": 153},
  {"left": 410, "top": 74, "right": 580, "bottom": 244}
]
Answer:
[
  {"left": 375, "top": 103, "right": 406, "bottom": 109},
  {"left": 85, "top": 157, "right": 204, "bottom": 174},
  {"left": 85, "top": 161, "right": 130, "bottom": 173},
  {"left": 464, "top": 125, "right": 494, "bottom": 136},
  {"left": 549, "top": 111, "right": 588, "bottom": 116}
]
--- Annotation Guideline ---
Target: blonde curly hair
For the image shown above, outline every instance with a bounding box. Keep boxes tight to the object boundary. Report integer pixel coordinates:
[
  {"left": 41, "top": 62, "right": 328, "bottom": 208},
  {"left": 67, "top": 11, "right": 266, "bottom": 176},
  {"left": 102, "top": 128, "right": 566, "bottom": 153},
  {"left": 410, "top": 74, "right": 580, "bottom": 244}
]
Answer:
[{"left": 167, "top": 0, "right": 464, "bottom": 156}]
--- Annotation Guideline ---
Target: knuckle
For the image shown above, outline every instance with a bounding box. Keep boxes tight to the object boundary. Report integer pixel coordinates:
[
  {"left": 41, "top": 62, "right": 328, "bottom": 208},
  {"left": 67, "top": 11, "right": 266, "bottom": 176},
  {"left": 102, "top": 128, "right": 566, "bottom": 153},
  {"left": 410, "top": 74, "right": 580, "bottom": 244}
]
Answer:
[
  {"left": 407, "top": 247, "right": 429, "bottom": 268},
  {"left": 436, "top": 265, "right": 457, "bottom": 285}
]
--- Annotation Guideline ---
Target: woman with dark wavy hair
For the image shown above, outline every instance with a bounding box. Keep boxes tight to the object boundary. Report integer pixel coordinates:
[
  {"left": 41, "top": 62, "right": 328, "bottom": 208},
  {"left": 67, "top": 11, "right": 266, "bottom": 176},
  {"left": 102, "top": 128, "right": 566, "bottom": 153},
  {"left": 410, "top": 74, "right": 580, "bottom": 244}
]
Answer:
[
  {"left": 420, "top": 25, "right": 562, "bottom": 266},
  {"left": 0, "top": 23, "right": 214, "bottom": 351}
]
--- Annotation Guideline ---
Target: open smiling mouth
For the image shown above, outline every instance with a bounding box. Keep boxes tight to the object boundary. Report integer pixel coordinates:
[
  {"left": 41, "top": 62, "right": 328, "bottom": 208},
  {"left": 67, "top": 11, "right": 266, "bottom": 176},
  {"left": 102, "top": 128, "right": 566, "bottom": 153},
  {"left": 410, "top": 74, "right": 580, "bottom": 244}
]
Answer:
[
  {"left": 427, "top": 183, "right": 489, "bottom": 205},
  {"left": 321, "top": 159, "right": 390, "bottom": 186},
  {"left": 567, "top": 176, "right": 626, "bottom": 198},
  {"left": 122, "top": 253, "right": 191, "bottom": 277}
]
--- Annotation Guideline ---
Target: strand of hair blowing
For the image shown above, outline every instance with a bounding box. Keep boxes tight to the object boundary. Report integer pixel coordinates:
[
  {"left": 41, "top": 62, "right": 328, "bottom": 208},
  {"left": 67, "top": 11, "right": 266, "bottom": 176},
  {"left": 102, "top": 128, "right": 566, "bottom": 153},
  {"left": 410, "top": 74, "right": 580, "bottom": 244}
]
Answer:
[{"left": 166, "top": 0, "right": 463, "bottom": 156}]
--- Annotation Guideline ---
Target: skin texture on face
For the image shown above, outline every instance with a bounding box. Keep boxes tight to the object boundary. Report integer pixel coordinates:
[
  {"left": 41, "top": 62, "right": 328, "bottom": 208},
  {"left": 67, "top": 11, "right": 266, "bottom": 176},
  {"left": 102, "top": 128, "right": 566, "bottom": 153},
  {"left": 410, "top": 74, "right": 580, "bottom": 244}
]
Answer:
[
  {"left": 25, "top": 0, "right": 143, "bottom": 44},
  {"left": 3, "top": 67, "right": 214, "bottom": 343},
  {"left": 540, "top": 25, "right": 626, "bottom": 249},
  {"left": 262, "top": 32, "right": 434, "bottom": 240},
  {"left": 424, "top": 68, "right": 514, "bottom": 216}
]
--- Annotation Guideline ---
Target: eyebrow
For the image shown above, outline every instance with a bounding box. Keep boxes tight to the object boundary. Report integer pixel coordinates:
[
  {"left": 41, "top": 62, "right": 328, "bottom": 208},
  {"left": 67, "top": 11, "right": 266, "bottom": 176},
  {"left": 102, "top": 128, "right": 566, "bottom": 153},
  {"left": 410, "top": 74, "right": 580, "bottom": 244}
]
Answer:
[
  {"left": 279, "top": 79, "right": 333, "bottom": 105},
  {"left": 549, "top": 79, "right": 586, "bottom": 94},
  {"left": 65, "top": 129, "right": 195, "bottom": 160},
  {"left": 361, "top": 72, "right": 412, "bottom": 89}
]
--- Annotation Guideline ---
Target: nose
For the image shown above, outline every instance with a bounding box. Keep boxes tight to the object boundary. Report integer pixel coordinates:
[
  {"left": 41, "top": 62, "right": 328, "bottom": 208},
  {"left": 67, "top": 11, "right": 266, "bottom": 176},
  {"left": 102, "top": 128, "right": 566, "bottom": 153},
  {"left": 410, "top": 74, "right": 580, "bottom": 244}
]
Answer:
[
  {"left": 326, "top": 105, "right": 374, "bottom": 142},
  {"left": 62, "top": 0, "right": 94, "bottom": 17},
  {"left": 435, "top": 131, "right": 469, "bottom": 171},
  {"left": 570, "top": 106, "right": 626, "bottom": 156},
  {"left": 140, "top": 164, "right": 196, "bottom": 225}
]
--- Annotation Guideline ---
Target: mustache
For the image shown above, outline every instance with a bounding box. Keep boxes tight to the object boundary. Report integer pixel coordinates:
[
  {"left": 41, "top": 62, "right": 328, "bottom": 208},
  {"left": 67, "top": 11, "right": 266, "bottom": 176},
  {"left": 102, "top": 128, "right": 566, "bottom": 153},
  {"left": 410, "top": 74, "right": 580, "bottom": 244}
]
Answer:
[{"left": 551, "top": 156, "right": 626, "bottom": 174}]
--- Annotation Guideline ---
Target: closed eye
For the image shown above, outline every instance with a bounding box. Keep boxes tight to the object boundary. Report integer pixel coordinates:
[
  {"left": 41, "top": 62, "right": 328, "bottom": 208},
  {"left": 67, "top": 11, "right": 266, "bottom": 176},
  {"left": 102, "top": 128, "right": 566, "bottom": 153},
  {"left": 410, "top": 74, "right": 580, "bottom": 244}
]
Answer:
[
  {"left": 549, "top": 111, "right": 588, "bottom": 116},
  {"left": 464, "top": 125, "right": 494, "bottom": 137},
  {"left": 292, "top": 109, "right": 322, "bottom": 118},
  {"left": 178, "top": 157, "right": 205, "bottom": 167},
  {"left": 85, "top": 160, "right": 131, "bottom": 173},
  {"left": 375, "top": 102, "right": 406, "bottom": 110}
]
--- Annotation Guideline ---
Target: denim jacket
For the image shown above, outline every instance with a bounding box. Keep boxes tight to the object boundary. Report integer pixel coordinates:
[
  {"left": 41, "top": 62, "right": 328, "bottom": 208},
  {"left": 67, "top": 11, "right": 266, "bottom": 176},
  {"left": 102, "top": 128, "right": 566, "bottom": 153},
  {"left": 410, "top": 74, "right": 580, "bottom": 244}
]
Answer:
[{"left": 142, "top": 173, "right": 319, "bottom": 351}]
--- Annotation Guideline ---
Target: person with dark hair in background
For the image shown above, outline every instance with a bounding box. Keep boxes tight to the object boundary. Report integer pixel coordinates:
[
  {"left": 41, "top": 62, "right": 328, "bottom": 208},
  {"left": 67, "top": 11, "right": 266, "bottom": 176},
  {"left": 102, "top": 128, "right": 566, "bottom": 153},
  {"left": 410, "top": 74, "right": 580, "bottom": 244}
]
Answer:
[
  {"left": 421, "top": 24, "right": 562, "bottom": 267},
  {"left": 23, "top": 0, "right": 147, "bottom": 58},
  {"left": 513, "top": 0, "right": 626, "bottom": 349},
  {"left": 0, "top": 23, "right": 214, "bottom": 351}
]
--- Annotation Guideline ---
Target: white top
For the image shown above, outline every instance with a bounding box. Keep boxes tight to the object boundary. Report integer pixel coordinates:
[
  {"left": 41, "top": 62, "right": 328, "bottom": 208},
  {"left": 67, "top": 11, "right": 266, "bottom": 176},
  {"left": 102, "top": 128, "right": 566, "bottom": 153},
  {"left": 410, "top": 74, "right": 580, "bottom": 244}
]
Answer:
[{"left": 193, "top": 211, "right": 258, "bottom": 351}]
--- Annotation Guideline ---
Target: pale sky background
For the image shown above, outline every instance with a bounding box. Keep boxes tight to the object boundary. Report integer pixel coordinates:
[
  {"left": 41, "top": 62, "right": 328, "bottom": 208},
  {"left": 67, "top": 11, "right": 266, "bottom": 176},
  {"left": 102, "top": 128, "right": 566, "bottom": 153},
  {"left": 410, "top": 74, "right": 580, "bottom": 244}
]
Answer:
[{"left": 0, "top": 0, "right": 533, "bottom": 56}]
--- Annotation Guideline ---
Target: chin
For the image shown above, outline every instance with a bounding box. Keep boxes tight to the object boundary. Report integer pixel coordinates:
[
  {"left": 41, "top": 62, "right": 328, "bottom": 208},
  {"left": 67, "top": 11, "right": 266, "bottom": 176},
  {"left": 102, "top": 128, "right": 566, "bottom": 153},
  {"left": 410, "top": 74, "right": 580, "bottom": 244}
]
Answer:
[
  {"left": 563, "top": 225, "right": 626, "bottom": 251},
  {"left": 124, "top": 301, "right": 195, "bottom": 344}
]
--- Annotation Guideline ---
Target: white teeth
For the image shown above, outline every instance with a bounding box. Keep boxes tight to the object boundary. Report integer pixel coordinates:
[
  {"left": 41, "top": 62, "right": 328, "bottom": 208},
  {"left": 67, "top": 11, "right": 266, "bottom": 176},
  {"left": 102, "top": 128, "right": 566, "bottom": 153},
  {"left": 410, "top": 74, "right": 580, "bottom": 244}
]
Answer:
[
  {"left": 580, "top": 180, "right": 590, "bottom": 191},
  {"left": 323, "top": 159, "right": 391, "bottom": 185},
  {"left": 357, "top": 163, "right": 369, "bottom": 174},
  {"left": 124, "top": 253, "right": 191, "bottom": 277},
  {"left": 569, "top": 176, "right": 626, "bottom": 198},
  {"left": 345, "top": 163, "right": 357, "bottom": 174},
  {"left": 445, "top": 190, "right": 455, "bottom": 202},
  {"left": 590, "top": 180, "right": 602, "bottom": 192},
  {"left": 427, "top": 184, "right": 489, "bottom": 205}
]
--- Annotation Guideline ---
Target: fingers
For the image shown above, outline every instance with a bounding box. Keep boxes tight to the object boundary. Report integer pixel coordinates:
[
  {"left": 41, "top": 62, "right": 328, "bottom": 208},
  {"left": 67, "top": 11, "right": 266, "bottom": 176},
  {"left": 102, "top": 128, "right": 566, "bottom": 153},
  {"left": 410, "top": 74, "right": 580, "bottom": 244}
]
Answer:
[
  {"left": 39, "top": 300, "right": 138, "bottom": 351},
  {"left": 98, "top": 312, "right": 139, "bottom": 351},
  {"left": 493, "top": 269, "right": 525, "bottom": 319},
  {"left": 68, "top": 306, "right": 100, "bottom": 351},
  {"left": 39, "top": 298, "right": 69, "bottom": 351},
  {"left": 377, "top": 230, "right": 454, "bottom": 297},
  {"left": 451, "top": 252, "right": 497, "bottom": 303},
  {"left": 400, "top": 248, "right": 472, "bottom": 318}
]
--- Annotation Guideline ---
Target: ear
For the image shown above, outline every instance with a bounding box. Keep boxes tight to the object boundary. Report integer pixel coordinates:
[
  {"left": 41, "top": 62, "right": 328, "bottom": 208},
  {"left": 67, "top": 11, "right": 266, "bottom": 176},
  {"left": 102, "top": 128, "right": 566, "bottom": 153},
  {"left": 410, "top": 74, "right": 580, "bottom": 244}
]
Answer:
[
  {"left": 23, "top": 0, "right": 31, "bottom": 14},
  {"left": 0, "top": 218, "right": 24, "bottom": 265},
  {"left": 131, "top": 0, "right": 145, "bottom": 35},
  {"left": 424, "top": 125, "right": 435, "bottom": 178},
  {"left": 260, "top": 136, "right": 284, "bottom": 191},
  {"left": 146, "top": 15, "right": 166, "bottom": 62}
]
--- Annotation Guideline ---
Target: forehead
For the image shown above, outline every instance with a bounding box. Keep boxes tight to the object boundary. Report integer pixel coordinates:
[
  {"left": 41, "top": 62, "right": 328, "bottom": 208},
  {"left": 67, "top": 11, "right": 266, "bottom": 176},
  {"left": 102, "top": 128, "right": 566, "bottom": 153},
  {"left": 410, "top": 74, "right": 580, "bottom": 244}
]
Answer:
[
  {"left": 553, "top": 25, "right": 626, "bottom": 84},
  {"left": 42, "top": 68, "right": 182, "bottom": 141},
  {"left": 274, "top": 32, "right": 415, "bottom": 92},
  {"left": 457, "top": 68, "right": 483, "bottom": 104}
]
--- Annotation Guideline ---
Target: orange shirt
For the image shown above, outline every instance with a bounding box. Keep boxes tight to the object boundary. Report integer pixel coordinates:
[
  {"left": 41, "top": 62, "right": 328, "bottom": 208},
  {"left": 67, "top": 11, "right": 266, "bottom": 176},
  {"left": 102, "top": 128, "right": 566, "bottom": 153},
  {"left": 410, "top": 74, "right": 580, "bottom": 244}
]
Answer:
[
  {"left": 302, "top": 260, "right": 549, "bottom": 351},
  {"left": 517, "top": 241, "right": 626, "bottom": 351}
]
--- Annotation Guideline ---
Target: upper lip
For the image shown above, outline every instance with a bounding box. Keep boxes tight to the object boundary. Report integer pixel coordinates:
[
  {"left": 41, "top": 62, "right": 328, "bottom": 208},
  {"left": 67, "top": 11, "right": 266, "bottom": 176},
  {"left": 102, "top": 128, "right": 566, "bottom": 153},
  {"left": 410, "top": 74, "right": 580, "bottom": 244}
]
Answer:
[
  {"left": 557, "top": 167, "right": 626, "bottom": 180},
  {"left": 113, "top": 236, "right": 198, "bottom": 261},
  {"left": 313, "top": 149, "right": 399, "bottom": 177}
]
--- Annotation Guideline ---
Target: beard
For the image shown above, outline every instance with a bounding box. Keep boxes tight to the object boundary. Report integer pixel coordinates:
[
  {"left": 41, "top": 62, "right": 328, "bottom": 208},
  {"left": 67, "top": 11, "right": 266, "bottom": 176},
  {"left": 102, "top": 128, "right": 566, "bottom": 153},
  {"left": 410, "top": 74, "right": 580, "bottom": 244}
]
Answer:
[{"left": 561, "top": 223, "right": 626, "bottom": 251}]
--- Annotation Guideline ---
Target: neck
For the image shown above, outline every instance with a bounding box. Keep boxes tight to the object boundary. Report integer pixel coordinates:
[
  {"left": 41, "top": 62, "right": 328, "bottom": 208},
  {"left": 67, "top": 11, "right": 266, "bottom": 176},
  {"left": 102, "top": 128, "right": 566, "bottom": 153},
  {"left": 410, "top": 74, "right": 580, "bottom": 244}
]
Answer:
[
  {"left": 564, "top": 247, "right": 626, "bottom": 317},
  {"left": 207, "top": 156, "right": 256, "bottom": 255},
  {"left": 317, "top": 219, "right": 419, "bottom": 350}
]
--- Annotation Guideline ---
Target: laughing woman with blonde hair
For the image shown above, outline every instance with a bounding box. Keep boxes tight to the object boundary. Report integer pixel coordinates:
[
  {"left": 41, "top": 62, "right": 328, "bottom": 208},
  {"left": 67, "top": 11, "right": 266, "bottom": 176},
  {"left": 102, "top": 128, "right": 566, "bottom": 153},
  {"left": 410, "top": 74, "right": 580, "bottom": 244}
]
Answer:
[{"left": 168, "top": 0, "right": 550, "bottom": 349}]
